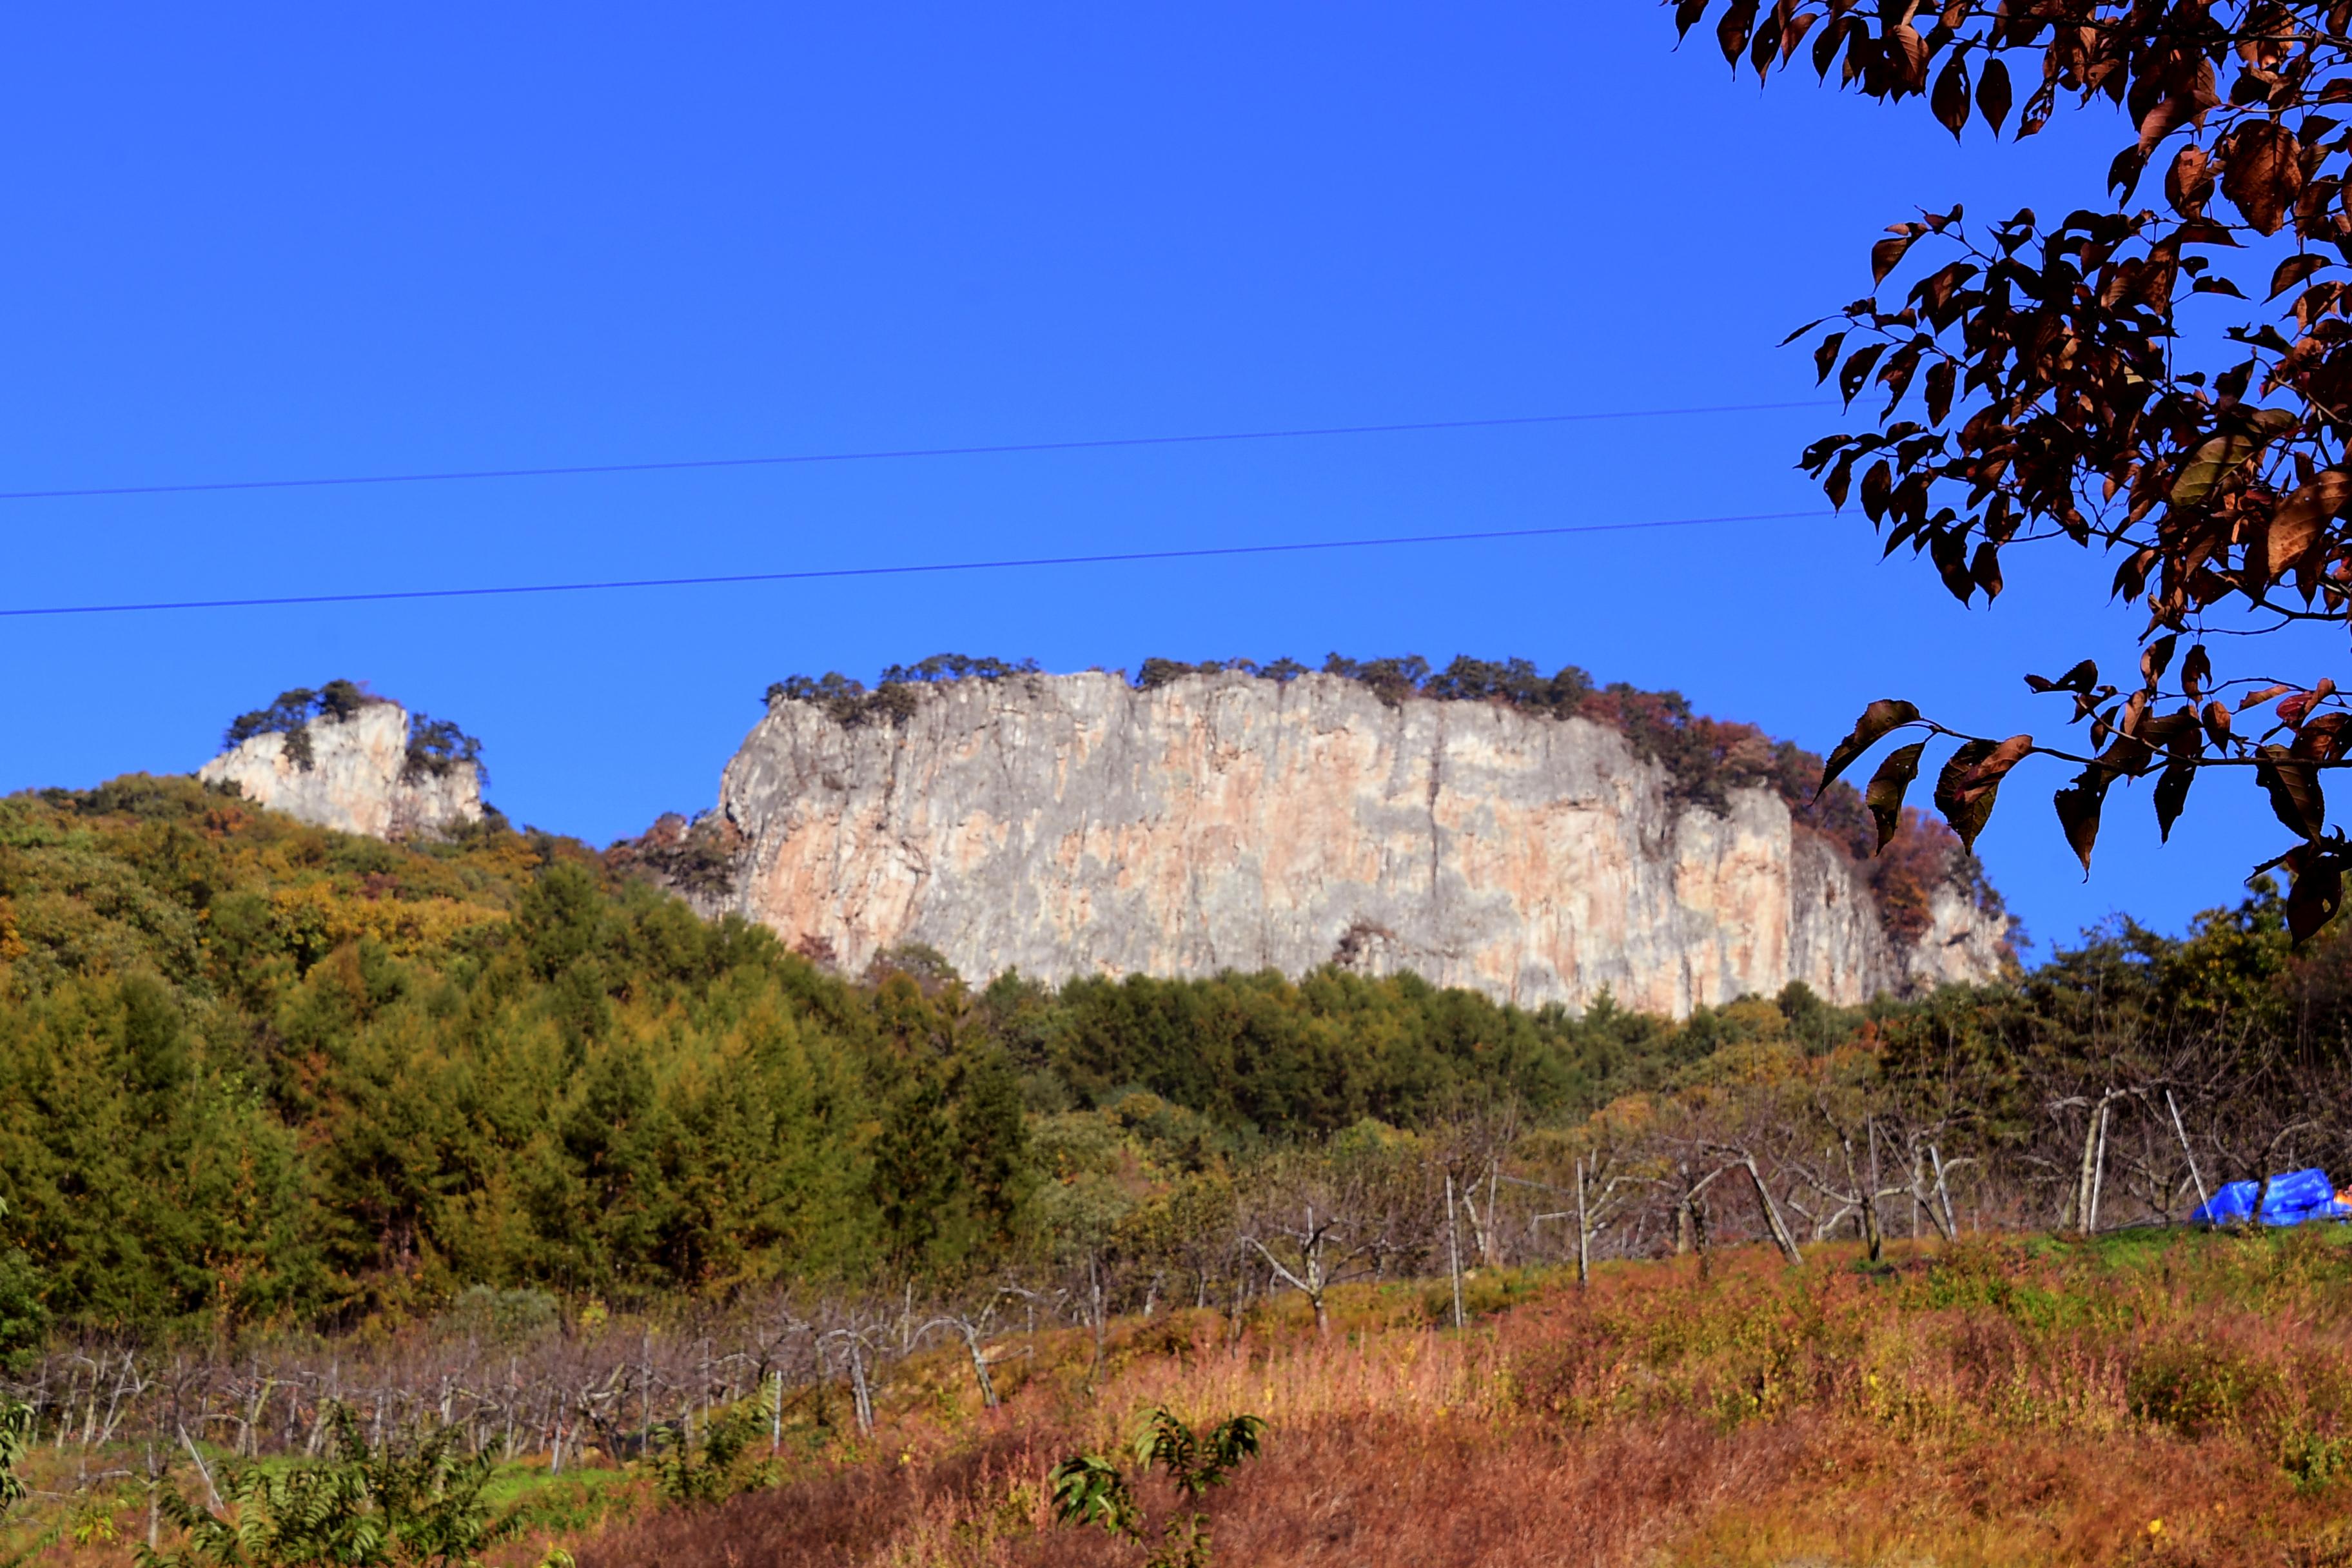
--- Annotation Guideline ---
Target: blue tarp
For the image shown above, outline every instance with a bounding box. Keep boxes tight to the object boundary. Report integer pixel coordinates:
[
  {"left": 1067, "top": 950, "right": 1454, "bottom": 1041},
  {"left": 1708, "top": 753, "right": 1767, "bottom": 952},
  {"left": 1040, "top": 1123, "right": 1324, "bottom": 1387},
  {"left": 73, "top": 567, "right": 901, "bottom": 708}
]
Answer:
[{"left": 2190, "top": 1168, "right": 2349, "bottom": 1227}]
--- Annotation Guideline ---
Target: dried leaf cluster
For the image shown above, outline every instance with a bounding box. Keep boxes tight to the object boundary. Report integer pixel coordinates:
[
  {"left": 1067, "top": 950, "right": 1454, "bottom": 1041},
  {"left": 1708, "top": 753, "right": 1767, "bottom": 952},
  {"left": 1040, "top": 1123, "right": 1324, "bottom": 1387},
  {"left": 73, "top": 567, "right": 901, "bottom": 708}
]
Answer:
[{"left": 1676, "top": 0, "right": 2352, "bottom": 937}]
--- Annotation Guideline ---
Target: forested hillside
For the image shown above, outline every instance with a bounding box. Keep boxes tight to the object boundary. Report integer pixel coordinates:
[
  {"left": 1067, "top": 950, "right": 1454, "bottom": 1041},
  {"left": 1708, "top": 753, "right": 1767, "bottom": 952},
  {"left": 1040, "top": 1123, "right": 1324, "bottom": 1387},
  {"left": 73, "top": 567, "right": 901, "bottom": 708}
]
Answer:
[
  {"left": 0, "top": 774, "right": 1696, "bottom": 1341},
  {"left": 5, "top": 770, "right": 2351, "bottom": 1353}
]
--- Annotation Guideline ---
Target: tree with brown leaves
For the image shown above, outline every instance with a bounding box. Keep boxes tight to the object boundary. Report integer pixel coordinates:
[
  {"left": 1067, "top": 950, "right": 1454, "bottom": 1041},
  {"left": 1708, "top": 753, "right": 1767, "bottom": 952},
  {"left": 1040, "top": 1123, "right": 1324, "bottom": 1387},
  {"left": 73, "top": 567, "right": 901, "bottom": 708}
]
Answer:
[{"left": 1673, "top": 0, "right": 2352, "bottom": 939}]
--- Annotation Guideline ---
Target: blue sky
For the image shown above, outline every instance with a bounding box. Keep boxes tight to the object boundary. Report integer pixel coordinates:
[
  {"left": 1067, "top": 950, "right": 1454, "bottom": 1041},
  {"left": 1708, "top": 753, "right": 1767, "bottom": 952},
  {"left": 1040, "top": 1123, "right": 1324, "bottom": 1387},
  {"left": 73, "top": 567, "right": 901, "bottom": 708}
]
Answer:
[{"left": 0, "top": 4, "right": 2309, "bottom": 959}]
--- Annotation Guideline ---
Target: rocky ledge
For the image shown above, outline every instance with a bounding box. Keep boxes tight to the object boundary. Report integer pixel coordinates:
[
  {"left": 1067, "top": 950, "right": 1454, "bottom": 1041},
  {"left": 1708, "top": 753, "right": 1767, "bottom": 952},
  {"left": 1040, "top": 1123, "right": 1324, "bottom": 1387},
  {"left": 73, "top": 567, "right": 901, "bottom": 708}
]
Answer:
[{"left": 685, "top": 669, "right": 2010, "bottom": 1016}]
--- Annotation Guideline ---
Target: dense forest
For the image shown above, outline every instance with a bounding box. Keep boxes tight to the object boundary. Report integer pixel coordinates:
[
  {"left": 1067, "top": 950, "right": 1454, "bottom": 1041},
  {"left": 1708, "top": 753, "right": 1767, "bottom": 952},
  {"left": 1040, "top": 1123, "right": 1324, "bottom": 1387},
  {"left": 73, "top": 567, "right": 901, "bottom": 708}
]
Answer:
[{"left": 2, "top": 762, "right": 2349, "bottom": 1355}]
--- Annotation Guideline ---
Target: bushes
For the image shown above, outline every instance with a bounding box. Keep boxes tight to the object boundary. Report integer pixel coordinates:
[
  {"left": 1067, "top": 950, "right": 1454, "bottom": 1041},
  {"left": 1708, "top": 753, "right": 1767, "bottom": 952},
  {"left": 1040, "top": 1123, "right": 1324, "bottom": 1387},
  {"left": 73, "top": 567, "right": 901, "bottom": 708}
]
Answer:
[
  {"left": 762, "top": 654, "right": 1039, "bottom": 728},
  {"left": 219, "top": 683, "right": 485, "bottom": 790},
  {"left": 402, "top": 715, "right": 485, "bottom": 787},
  {"left": 222, "top": 680, "right": 374, "bottom": 771}
]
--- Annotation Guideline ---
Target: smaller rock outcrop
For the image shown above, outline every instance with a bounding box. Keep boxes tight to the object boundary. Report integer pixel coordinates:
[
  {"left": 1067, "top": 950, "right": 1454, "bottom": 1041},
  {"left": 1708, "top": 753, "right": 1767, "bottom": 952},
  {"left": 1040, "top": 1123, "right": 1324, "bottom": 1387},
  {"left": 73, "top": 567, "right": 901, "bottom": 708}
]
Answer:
[{"left": 197, "top": 689, "right": 483, "bottom": 841}]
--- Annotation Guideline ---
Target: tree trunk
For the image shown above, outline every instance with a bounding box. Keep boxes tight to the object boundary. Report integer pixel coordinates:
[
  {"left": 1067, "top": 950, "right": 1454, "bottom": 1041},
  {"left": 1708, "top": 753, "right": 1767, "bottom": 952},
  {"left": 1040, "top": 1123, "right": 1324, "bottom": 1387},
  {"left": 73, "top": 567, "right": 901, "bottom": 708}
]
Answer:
[
  {"left": 962, "top": 1325, "right": 998, "bottom": 1409},
  {"left": 2073, "top": 1097, "right": 2104, "bottom": 1237},
  {"left": 1742, "top": 1157, "right": 1805, "bottom": 1266},
  {"left": 1863, "top": 1119, "right": 1884, "bottom": 1262},
  {"left": 1924, "top": 1144, "right": 1957, "bottom": 1240}
]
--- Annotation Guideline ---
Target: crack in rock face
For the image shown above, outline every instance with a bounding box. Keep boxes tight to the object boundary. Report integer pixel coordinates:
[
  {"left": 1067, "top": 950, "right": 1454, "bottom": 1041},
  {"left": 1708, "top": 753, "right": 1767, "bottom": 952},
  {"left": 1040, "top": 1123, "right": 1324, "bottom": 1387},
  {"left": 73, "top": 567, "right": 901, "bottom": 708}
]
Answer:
[
  {"left": 197, "top": 703, "right": 483, "bottom": 842},
  {"left": 712, "top": 671, "right": 2011, "bottom": 1016}
]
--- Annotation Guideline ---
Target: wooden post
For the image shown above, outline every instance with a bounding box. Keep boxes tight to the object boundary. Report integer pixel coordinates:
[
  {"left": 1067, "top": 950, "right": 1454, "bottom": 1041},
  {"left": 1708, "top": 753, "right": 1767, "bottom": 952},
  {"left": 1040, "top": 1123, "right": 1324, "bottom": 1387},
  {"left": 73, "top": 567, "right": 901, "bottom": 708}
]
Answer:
[
  {"left": 2166, "top": 1090, "right": 2211, "bottom": 1218},
  {"left": 1444, "top": 1170, "right": 1465, "bottom": 1329},
  {"left": 2086, "top": 1098, "right": 2112, "bottom": 1235},
  {"left": 1574, "top": 1158, "right": 1590, "bottom": 1289}
]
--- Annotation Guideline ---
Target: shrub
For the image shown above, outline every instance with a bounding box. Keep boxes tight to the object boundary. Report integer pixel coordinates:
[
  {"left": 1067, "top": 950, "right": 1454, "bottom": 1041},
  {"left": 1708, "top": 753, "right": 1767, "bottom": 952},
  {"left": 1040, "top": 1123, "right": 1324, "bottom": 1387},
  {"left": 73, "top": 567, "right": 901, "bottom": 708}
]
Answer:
[
  {"left": 1050, "top": 1406, "right": 1267, "bottom": 1568},
  {"left": 763, "top": 655, "right": 1038, "bottom": 727},
  {"left": 402, "top": 714, "right": 486, "bottom": 787},
  {"left": 140, "top": 1410, "right": 516, "bottom": 1568}
]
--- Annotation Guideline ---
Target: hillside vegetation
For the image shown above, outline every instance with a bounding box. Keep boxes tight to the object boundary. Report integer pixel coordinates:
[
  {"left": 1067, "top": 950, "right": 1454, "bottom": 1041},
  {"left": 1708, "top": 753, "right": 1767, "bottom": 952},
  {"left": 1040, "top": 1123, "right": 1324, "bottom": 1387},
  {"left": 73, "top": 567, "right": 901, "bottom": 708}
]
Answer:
[
  {"left": 576, "top": 1231, "right": 2352, "bottom": 1568},
  {"left": 5, "top": 769, "right": 2352, "bottom": 1342},
  {"left": 6, "top": 1234, "right": 2352, "bottom": 1568},
  {"left": 9, "top": 772, "right": 2352, "bottom": 1563},
  {"left": 0, "top": 772, "right": 1694, "bottom": 1339}
]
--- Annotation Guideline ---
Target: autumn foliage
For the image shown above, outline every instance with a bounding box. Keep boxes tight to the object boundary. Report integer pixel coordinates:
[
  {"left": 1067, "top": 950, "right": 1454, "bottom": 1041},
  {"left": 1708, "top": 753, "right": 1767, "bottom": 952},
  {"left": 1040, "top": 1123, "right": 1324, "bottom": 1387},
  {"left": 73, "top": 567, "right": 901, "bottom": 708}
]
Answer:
[{"left": 1671, "top": 1, "right": 2352, "bottom": 934}]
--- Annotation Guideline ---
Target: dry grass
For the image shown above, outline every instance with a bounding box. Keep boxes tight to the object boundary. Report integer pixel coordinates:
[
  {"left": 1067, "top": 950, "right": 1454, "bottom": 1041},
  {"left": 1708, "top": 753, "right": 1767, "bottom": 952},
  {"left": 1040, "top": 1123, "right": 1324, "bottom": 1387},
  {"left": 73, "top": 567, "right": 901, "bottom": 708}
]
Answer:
[
  {"left": 573, "top": 1229, "right": 2352, "bottom": 1567},
  {"left": 20, "top": 1229, "right": 2352, "bottom": 1568}
]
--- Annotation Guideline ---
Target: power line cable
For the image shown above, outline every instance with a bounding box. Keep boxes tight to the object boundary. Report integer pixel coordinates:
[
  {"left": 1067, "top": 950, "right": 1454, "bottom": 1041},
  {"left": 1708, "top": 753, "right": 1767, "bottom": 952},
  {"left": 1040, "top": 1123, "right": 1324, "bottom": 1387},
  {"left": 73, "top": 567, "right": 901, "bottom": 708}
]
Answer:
[
  {"left": 0, "top": 508, "right": 1832, "bottom": 619},
  {"left": 0, "top": 400, "right": 1835, "bottom": 503}
]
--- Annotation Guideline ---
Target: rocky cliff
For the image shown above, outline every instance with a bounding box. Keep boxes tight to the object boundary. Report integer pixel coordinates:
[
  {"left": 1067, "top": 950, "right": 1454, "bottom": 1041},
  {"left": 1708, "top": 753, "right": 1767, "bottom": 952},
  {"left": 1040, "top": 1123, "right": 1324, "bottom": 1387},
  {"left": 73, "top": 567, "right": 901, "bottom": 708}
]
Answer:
[
  {"left": 198, "top": 701, "right": 482, "bottom": 841},
  {"left": 702, "top": 670, "right": 2010, "bottom": 1015}
]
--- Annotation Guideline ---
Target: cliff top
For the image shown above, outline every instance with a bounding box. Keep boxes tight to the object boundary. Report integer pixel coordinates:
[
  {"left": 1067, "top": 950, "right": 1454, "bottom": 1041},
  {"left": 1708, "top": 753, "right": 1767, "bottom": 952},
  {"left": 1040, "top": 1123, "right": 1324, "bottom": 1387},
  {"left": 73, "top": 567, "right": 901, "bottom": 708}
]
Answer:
[
  {"left": 754, "top": 651, "right": 2003, "bottom": 939},
  {"left": 197, "top": 681, "right": 488, "bottom": 841}
]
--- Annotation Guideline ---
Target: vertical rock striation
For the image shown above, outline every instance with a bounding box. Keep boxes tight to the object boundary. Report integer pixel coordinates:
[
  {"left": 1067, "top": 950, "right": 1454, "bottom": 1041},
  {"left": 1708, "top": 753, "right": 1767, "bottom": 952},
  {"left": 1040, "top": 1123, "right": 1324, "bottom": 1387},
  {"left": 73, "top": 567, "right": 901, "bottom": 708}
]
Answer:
[
  {"left": 197, "top": 701, "right": 482, "bottom": 841},
  {"left": 707, "top": 671, "right": 2009, "bottom": 1015}
]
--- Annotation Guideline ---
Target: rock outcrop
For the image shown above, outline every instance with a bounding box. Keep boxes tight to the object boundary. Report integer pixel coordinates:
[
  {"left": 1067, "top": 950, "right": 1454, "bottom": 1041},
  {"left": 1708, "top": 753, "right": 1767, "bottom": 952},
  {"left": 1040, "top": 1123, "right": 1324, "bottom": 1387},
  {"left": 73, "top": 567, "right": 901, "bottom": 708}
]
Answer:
[
  {"left": 703, "top": 671, "right": 2010, "bottom": 1015},
  {"left": 198, "top": 701, "right": 482, "bottom": 841}
]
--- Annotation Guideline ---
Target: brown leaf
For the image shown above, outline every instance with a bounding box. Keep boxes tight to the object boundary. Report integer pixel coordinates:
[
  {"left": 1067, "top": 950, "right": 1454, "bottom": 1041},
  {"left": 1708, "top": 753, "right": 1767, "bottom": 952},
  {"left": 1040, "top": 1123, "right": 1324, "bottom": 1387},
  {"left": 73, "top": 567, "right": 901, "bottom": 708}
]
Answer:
[
  {"left": 1866, "top": 741, "right": 1928, "bottom": 852},
  {"left": 2202, "top": 700, "right": 2233, "bottom": 747},
  {"left": 2155, "top": 758, "right": 2195, "bottom": 841},
  {"left": 2108, "top": 144, "right": 2150, "bottom": 201},
  {"left": 2256, "top": 743, "right": 2328, "bottom": 838},
  {"left": 1870, "top": 233, "right": 1919, "bottom": 287},
  {"left": 1812, "top": 329, "right": 1847, "bottom": 384},
  {"left": 1934, "top": 734, "right": 2032, "bottom": 852},
  {"left": 2269, "top": 468, "right": 2348, "bottom": 576},
  {"left": 2270, "top": 253, "right": 2331, "bottom": 300},
  {"left": 1925, "top": 358, "right": 1957, "bottom": 424},
  {"left": 1839, "top": 342, "right": 1888, "bottom": 405},
  {"left": 2182, "top": 643, "right": 2211, "bottom": 698},
  {"left": 2053, "top": 765, "right": 2114, "bottom": 876},
  {"left": 1886, "top": 23, "right": 1930, "bottom": 95},
  {"left": 1970, "top": 540, "right": 2003, "bottom": 599},
  {"left": 2241, "top": 683, "right": 2293, "bottom": 712},
  {"left": 1818, "top": 698, "right": 1922, "bottom": 799},
  {"left": 2295, "top": 710, "right": 2352, "bottom": 762},
  {"left": 2285, "top": 845, "right": 2346, "bottom": 945},
  {"left": 2166, "top": 144, "right": 2215, "bottom": 215},
  {"left": 1674, "top": 0, "right": 1710, "bottom": 39},
  {"left": 1975, "top": 55, "right": 2012, "bottom": 135},
  {"left": 2170, "top": 432, "right": 2256, "bottom": 507},
  {"left": 1716, "top": 0, "right": 1759, "bottom": 64},
  {"left": 1861, "top": 459, "right": 1894, "bottom": 521},
  {"left": 2222, "top": 121, "right": 2304, "bottom": 237},
  {"left": 1779, "top": 10, "right": 1818, "bottom": 64},
  {"left": 1931, "top": 55, "right": 1969, "bottom": 138}
]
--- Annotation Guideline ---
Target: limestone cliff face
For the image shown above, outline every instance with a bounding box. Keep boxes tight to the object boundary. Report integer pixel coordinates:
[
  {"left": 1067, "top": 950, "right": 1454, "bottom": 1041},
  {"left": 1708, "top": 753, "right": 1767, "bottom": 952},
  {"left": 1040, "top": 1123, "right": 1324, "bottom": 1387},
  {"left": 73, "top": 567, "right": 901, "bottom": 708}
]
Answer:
[
  {"left": 197, "top": 703, "right": 482, "bottom": 841},
  {"left": 708, "top": 671, "right": 2009, "bottom": 1015}
]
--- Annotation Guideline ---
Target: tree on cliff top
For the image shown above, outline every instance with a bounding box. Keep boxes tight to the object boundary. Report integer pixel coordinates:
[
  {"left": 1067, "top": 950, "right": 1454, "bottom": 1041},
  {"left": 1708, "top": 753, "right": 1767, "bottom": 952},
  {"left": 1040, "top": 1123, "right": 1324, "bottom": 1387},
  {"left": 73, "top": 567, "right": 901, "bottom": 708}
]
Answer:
[{"left": 1670, "top": 1, "right": 2352, "bottom": 939}]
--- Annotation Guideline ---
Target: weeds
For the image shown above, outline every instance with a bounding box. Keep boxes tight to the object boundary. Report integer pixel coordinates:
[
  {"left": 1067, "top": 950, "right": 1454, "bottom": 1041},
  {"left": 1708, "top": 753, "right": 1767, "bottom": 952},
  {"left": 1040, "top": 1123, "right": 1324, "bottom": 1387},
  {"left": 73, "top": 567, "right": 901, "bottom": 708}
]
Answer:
[
  {"left": 645, "top": 1407, "right": 772, "bottom": 1509},
  {"left": 1049, "top": 1406, "right": 1266, "bottom": 1567},
  {"left": 137, "top": 1409, "right": 516, "bottom": 1568}
]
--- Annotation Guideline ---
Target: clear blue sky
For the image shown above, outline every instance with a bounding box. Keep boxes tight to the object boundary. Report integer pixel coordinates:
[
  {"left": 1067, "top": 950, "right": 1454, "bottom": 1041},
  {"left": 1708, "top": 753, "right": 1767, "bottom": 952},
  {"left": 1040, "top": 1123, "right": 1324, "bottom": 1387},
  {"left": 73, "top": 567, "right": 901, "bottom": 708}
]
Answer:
[{"left": 0, "top": 5, "right": 2308, "bottom": 959}]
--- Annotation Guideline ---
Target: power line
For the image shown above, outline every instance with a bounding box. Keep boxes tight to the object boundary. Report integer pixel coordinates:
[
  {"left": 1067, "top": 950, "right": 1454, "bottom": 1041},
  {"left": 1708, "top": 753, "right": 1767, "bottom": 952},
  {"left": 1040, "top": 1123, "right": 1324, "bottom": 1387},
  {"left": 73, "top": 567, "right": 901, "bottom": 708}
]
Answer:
[
  {"left": 0, "top": 508, "right": 1832, "bottom": 619},
  {"left": 0, "top": 400, "right": 1834, "bottom": 503}
]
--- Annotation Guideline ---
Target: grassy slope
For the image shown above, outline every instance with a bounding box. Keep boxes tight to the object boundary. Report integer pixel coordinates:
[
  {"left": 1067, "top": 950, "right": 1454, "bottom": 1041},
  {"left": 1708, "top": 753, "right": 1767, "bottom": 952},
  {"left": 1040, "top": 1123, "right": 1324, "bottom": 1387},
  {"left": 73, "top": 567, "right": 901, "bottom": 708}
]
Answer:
[
  {"left": 559, "top": 1228, "right": 2352, "bottom": 1568},
  {"left": 11, "top": 1230, "right": 2352, "bottom": 1566}
]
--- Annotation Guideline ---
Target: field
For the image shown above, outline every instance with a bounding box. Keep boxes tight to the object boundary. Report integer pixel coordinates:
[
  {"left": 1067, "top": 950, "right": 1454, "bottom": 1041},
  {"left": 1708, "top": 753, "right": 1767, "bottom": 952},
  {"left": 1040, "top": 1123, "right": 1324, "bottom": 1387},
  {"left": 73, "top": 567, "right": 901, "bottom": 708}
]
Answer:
[{"left": 17, "top": 1225, "right": 2352, "bottom": 1568}]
